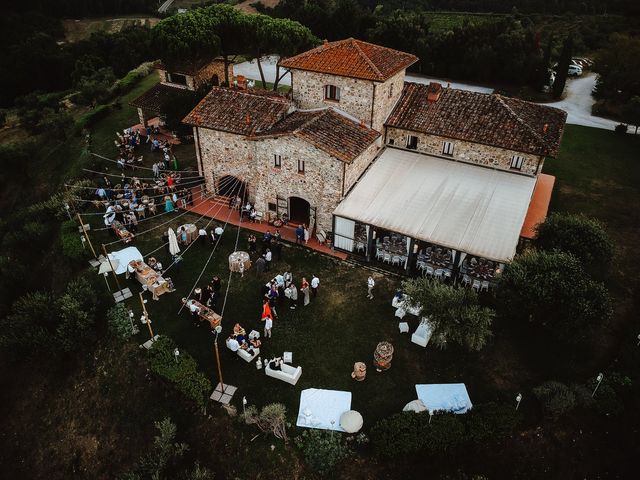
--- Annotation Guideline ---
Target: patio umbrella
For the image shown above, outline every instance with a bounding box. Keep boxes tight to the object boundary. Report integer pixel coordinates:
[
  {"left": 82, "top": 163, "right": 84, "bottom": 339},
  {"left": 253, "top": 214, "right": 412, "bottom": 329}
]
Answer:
[{"left": 168, "top": 228, "right": 180, "bottom": 256}]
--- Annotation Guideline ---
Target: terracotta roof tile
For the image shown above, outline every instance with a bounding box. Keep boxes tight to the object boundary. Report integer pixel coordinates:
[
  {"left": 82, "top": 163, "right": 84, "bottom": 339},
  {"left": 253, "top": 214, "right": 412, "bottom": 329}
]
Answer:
[
  {"left": 182, "top": 87, "right": 291, "bottom": 135},
  {"left": 279, "top": 38, "right": 418, "bottom": 82},
  {"left": 130, "top": 83, "right": 194, "bottom": 114},
  {"left": 260, "top": 109, "right": 380, "bottom": 163},
  {"left": 386, "top": 83, "right": 567, "bottom": 157}
]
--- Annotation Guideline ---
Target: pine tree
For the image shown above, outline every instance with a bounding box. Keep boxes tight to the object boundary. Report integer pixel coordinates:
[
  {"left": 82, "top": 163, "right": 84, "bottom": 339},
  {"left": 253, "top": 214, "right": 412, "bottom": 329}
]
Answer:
[{"left": 553, "top": 36, "right": 573, "bottom": 99}]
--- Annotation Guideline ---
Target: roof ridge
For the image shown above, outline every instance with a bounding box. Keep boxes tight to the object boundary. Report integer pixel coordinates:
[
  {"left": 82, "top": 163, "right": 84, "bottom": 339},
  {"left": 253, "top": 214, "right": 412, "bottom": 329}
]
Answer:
[
  {"left": 352, "top": 39, "right": 383, "bottom": 80},
  {"left": 494, "top": 95, "right": 546, "bottom": 151},
  {"left": 294, "top": 109, "right": 328, "bottom": 134}
]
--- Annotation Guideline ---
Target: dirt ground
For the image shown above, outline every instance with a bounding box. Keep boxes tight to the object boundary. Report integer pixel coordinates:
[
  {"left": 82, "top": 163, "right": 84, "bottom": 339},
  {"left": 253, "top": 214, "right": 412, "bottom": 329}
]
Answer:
[{"left": 62, "top": 16, "right": 160, "bottom": 43}]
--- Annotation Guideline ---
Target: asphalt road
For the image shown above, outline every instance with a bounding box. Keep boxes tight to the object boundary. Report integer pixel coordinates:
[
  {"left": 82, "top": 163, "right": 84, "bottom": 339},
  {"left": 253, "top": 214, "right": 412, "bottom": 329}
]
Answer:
[{"left": 235, "top": 57, "right": 616, "bottom": 130}]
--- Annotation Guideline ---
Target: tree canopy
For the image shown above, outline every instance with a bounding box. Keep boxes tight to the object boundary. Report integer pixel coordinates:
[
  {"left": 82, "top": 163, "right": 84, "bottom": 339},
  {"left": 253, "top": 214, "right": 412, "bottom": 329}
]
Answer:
[
  {"left": 495, "top": 250, "right": 612, "bottom": 343},
  {"left": 401, "top": 277, "right": 494, "bottom": 351},
  {"left": 594, "top": 34, "right": 640, "bottom": 103},
  {"left": 535, "top": 212, "right": 614, "bottom": 274}
]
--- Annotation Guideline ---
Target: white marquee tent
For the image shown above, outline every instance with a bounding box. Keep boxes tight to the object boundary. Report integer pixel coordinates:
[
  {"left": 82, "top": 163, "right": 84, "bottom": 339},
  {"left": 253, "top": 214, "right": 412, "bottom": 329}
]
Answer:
[{"left": 333, "top": 148, "right": 537, "bottom": 263}]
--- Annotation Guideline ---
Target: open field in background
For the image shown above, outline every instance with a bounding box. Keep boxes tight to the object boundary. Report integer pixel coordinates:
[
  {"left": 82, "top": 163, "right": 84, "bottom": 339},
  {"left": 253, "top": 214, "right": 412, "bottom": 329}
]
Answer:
[{"left": 62, "top": 16, "right": 160, "bottom": 43}]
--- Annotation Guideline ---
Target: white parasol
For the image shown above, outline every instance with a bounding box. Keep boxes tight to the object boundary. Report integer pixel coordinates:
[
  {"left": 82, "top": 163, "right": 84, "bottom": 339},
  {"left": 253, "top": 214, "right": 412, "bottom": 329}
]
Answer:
[
  {"left": 98, "top": 257, "right": 119, "bottom": 274},
  {"left": 168, "top": 228, "right": 180, "bottom": 255}
]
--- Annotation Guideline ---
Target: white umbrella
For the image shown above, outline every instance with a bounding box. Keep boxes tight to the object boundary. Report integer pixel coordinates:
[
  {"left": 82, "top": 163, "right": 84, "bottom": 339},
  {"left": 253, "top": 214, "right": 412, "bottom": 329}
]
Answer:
[
  {"left": 168, "top": 228, "right": 180, "bottom": 255},
  {"left": 403, "top": 399, "right": 428, "bottom": 413}
]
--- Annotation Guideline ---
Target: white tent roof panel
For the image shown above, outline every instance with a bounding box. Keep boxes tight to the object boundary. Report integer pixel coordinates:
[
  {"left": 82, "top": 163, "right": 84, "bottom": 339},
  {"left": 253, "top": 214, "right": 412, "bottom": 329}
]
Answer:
[{"left": 334, "top": 148, "right": 536, "bottom": 262}]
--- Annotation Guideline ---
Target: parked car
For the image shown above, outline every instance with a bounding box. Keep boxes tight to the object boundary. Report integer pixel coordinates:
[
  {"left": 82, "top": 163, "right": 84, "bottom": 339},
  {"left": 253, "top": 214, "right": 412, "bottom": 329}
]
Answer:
[{"left": 568, "top": 64, "right": 583, "bottom": 76}]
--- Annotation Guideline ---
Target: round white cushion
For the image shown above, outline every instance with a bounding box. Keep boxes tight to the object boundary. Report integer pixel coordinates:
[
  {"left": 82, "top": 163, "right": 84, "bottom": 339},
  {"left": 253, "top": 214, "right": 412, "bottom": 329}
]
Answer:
[
  {"left": 340, "top": 410, "right": 363, "bottom": 433},
  {"left": 403, "top": 399, "right": 428, "bottom": 413}
]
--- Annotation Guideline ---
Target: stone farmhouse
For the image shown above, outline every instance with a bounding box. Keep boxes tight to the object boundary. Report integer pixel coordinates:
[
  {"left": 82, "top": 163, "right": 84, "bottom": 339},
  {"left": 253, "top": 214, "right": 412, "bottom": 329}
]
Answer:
[
  {"left": 131, "top": 57, "right": 232, "bottom": 128},
  {"left": 183, "top": 38, "right": 567, "bottom": 278}
]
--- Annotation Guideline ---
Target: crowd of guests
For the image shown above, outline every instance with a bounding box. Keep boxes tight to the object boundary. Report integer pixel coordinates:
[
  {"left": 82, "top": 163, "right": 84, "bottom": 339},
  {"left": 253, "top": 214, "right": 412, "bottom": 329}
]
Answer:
[
  {"left": 115, "top": 127, "right": 178, "bottom": 171},
  {"left": 226, "top": 322, "right": 262, "bottom": 356}
]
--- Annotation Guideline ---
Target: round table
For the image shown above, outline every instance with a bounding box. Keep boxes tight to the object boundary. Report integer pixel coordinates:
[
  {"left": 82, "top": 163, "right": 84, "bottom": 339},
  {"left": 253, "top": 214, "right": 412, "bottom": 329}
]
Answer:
[
  {"left": 177, "top": 223, "right": 197, "bottom": 244},
  {"left": 228, "top": 251, "right": 251, "bottom": 273}
]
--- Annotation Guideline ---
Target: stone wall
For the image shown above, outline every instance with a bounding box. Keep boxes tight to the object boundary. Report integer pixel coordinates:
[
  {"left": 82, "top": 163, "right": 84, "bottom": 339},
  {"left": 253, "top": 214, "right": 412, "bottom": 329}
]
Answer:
[
  {"left": 291, "top": 70, "right": 375, "bottom": 127},
  {"left": 385, "top": 127, "right": 544, "bottom": 175},
  {"left": 253, "top": 137, "right": 344, "bottom": 232},
  {"left": 371, "top": 70, "right": 406, "bottom": 132},
  {"left": 343, "top": 141, "right": 380, "bottom": 194},
  {"left": 194, "top": 60, "right": 234, "bottom": 88},
  {"left": 197, "top": 127, "right": 259, "bottom": 199}
]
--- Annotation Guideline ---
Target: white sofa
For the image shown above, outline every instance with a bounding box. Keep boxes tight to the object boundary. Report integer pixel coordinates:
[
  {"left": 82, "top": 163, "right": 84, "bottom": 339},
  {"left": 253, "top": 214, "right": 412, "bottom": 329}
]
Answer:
[
  {"left": 238, "top": 347, "right": 260, "bottom": 363},
  {"left": 411, "top": 318, "right": 433, "bottom": 348},
  {"left": 265, "top": 362, "right": 302, "bottom": 385}
]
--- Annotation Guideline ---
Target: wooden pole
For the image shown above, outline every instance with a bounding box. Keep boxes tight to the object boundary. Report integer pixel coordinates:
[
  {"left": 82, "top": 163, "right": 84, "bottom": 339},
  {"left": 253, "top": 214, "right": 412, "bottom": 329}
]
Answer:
[
  {"left": 139, "top": 292, "right": 154, "bottom": 340},
  {"left": 77, "top": 213, "right": 97, "bottom": 259},
  {"left": 102, "top": 244, "right": 122, "bottom": 292},
  {"left": 214, "top": 333, "right": 224, "bottom": 391}
]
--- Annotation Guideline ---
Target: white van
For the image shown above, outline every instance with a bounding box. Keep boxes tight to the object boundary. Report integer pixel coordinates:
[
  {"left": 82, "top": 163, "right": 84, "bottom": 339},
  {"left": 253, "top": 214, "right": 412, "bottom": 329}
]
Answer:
[{"left": 568, "top": 64, "right": 583, "bottom": 76}]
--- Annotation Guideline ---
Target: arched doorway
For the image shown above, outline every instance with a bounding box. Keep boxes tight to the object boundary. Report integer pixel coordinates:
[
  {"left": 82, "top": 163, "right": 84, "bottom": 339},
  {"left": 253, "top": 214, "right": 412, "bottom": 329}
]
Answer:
[
  {"left": 289, "top": 196, "right": 310, "bottom": 226},
  {"left": 211, "top": 74, "right": 219, "bottom": 86},
  {"left": 217, "top": 175, "right": 246, "bottom": 201}
]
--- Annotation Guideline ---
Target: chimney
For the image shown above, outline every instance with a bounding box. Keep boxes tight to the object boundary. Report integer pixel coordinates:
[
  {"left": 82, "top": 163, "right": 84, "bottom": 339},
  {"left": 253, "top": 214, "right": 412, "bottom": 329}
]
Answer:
[
  {"left": 246, "top": 114, "right": 251, "bottom": 125},
  {"left": 323, "top": 39, "right": 329, "bottom": 45},
  {"left": 359, "top": 118, "right": 366, "bottom": 129},
  {"left": 543, "top": 123, "right": 549, "bottom": 133},
  {"left": 427, "top": 82, "right": 443, "bottom": 103}
]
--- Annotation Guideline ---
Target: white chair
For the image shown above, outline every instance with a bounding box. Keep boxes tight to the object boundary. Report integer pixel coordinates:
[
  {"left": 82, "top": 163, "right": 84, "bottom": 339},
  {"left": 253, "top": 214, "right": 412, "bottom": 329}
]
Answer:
[
  {"left": 443, "top": 269, "right": 452, "bottom": 281},
  {"left": 411, "top": 318, "right": 433, "bottom": 348},
  {"left": 472, "top": 279, "right": 481, "bottom": 291},
  {"left": 254, "top": 212, "right": 263, "bottom": 223},
  {"left": 480, "top": 280, "right": 490, "bottom": 292},
  {"left": 395, "top": 307, "right": 406, "bottom": 319},
  {"left": 425, "top": 266, "right": 434, "bottom": 277},
  {"left": 391, "top": 255, "right": 401, "bottom": 266},
  {"left": 462, "top": 275, "right": 472, "bottom": 287},
  {"left": 283, "top": 351, "right": 293, "bottom": 364},
  {"left": 237, "top": 347, "right": 260, "bottom": 363},
  {"left": 376, "top": 248, "right": 384, "bottom": 260},
  {"left": 434, "top": 269, "right": 444, "bottom": 279},
  {"left": 248, "top": 330, "right": 260, "bottom": 340},
  {"left": 356, "top": 242, "right": 365, "bottom": 252},
  {"left": 399, "top": 322, "right": 410, "bottom": 333},
  {"left": 383, "top": 252, "right": 392, "bottom": 264}
]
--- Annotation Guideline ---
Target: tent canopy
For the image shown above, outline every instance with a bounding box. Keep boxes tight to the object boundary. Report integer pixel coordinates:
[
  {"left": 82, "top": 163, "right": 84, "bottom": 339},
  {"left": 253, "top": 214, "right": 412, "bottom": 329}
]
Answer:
[
  {"left": 100, "top": 246, "right": 143, "bottom": 275},
  {"left": 334, "top": 148, "right": 537, "bottom": 263},
  {"left": 296, "top": 388, "right": 352, "bottom": 432},
  {"left": 415, "top": 383, "right": 472, "bottom": 414}
]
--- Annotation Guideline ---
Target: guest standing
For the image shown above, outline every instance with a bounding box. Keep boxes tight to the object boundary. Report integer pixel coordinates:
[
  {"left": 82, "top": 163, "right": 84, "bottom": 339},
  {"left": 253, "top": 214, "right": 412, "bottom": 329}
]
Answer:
[
  {"left": 301, "top": 277, "right": 310, "bottom": 306},
  {"left": 367, "top": 276, "right": 375, "bottom": 299},
  {"left": 311, "top": 274, "right": 320, "bottom": 297}
]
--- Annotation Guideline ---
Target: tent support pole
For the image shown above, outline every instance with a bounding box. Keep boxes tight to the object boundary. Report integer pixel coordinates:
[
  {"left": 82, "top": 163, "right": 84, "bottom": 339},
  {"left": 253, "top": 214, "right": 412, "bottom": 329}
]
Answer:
[
  {"left": 77, "top": 213, "right": 97, "bottom": 259},
  {"left": 102, "top": 244, "right": 122, "bottom": 291}
]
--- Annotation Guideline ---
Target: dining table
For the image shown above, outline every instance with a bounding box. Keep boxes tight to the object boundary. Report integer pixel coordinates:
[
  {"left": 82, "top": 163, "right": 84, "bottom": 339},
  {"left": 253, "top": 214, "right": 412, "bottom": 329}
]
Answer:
[
  {"left": 228, "top": 251, "right": 251, "bottom": 273},
  {"left": 177, "top": 223, "right": 198, "bottom": 244}
]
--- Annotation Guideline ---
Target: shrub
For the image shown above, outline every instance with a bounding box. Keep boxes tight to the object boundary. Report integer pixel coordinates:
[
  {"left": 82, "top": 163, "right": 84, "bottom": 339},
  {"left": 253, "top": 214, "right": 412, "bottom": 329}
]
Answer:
[
  {"left": 466, "top": 402, "right": 519, "bottom": 445},
  {"left": 533, "top": 381, "right": 576, "bottom": 420},
  {"left": 76, "top": 104, "right": 112, "bottom": 129},
  {"left": 0, "top": 291, "right": 55, "bottom": 354},
  {"left": 295, "top": 429, "right": 351, "bottom": 475},
  {"left": 107, "top": 303, "right": 137, "bottom": 339},
  {"left": 148, "top": 336, "right": 212, "bottom": 408},
  {"left": 615, "top": 123, "right": 628, "bottom": 134},
  {"left": 371, "top": 411, "right": 464, "bottom": 458},
  {"left": 60, "top": 220, "right": 86, "bottom": 261},
  {"left": 241, "top": 403, "right": 288, "bottom": 441},
  {"left": 535, "top": 212, "right": 614, "bottom": 275},
  {"left": 113, "top": 61, "right": 156, "bottom": 94}
]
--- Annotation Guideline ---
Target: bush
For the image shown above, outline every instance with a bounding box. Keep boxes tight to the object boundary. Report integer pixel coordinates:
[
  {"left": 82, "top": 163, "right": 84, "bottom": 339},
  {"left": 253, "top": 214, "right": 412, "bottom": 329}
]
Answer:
[
  {"left": 0, "top": 291, "right": 55, "bottom": 355},
  {"left": 615, "top": 123, "right": 628, "bottom": 134},
  {"left": 295, "top": 429, "right": 351, "bottom": 475},
  {"left": 535, "top": 212, "right": 614, "bottom": 275},
  {"left": 59, "top": 219, "right": 86, "bottom": 261},
  {"left": 466, "top": 402, "right": 520, "bottom": 445},
  {"left": 113, "top": 61, "right": 156, "bottom": 94},
  {"left": 533, "top": 381, "right": 576, "bottom": 420},
  {"left": 371, "top": 411, "right": 464, "bottom": 458},
  {"left": 148, "top": 336, "right": 212, "bottom": 408},
  {"left": 107, "top": 303, "right": 137, "bottom": 339},
  {"left": 76, "top": 104, "right": 112, "bottom": 129}
]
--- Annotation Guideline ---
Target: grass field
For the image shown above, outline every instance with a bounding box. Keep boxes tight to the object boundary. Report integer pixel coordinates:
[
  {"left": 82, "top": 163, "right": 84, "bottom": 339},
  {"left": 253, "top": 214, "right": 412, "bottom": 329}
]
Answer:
[{"left": 62, "top": 16, "right": 160, "bottom": 43}]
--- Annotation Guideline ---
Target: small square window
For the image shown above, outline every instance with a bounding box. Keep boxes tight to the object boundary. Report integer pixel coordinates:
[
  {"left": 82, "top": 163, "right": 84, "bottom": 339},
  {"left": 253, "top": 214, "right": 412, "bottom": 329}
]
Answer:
[
  {"left": 268, "top": 202, "right": 277, "bottom": 212},
  {"left": 388, "top": 138, "right": 395, "bottom": 146},
  {"left": 297, "top": 159, "right": 305, "bottom": 173},
  {"left": 324, "top": 85, "right": 340, "bottom": 101},
  {"left": 442, "top": 141, "right": 454, "bottom": 156},
  {"left": 274, "top": 154, "right": 281, "bottom": 168},
  {"left": 510, "top": 155, "right": 524, "bottom": 170},
  {"left": 389, "top": 83, "right": 394, "bottom": 98},
  {"left": 406, "top": 135, "right": 418, "bottom": 150}
]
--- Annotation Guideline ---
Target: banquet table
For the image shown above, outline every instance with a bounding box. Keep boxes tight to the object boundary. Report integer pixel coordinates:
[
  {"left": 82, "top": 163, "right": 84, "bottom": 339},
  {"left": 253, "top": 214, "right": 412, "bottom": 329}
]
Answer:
[
  {"left": 177, "top": 223, "right": 198, "bottom": 244},
  {"left": 130, "top": 260, "right": 171, "bottom": 300},
  {"left": 184, "top": 299, "right": 222, "bottom": 328},
  {"left": 228, "top": 251, "right": 251, "bottom": 273},
  {"left": 112, "top": 220, "right": 134, "bottom": 243}
]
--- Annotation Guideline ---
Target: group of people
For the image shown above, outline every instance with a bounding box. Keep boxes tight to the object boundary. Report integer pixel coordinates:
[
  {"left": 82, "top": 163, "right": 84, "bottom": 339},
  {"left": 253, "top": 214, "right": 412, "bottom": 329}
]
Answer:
[
  {"left": 226, "top": 322, "right": 261, "bottom": 355},
  {"left": 259, "top": 273, "right": 320, "bottom": 338},
  {"left": 189, "top": 275, "right": 223, "bottom": 317}
]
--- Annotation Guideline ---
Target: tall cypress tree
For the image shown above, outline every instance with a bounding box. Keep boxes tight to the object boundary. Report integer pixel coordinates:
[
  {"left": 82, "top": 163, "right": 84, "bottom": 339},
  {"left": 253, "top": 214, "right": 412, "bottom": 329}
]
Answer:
[{"left": 553, "top": 36, "right": 572, "bottom": 99}]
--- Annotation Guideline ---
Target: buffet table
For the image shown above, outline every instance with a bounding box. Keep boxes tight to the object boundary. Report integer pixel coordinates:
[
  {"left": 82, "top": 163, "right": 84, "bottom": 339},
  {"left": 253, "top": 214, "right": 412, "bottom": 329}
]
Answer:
[
  {"left": 183, "top": 299, "right": 222, "bottom": 329},
  {"left": 112, "top": 220, "right": 134, "bottom": 243},
  {"left": 129, "top": 260, "right": 170, "bottom": 300}
]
